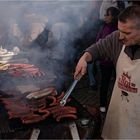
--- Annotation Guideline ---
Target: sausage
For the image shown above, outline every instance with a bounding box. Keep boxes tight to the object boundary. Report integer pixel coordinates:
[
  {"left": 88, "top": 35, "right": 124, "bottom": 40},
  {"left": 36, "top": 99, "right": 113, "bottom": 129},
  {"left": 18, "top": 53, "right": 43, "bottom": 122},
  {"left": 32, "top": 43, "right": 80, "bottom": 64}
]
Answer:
[
  {"left": 26, "top": 87, "right": 56, "bottom": 99},
  {"left": 54, "top": 93, "right": 65, "bottom": 104},
  {"left": 48, "top": 105, "right": 76, "bottom": 113},
  {"left": 46, "top": 96, "right": 57, "bottom": 106},
  {"left": 29, "top": 99, "right": 46, "bottom": 110},
  {"left": 8, "top": 70, "right": 23, "bottom": 77},
  {"left": 5, "top": 106, "right": 30, "bottom": 114},
  {"left": 8, "top": 111, "right": 18, "bottom": 119},
  {"left": 10, "top": 63, "right": 34, "bottom": 68},
  {"left": 38, "top": 108, "right": 50, "bottom": 118},
  {"left": 9, "top": 63, "right": 44, "bottom": 78},
  {"left": 8, "top": 111, "right": 33, "bottom": 119},
  {"left": 21, "top": 114, "right": 44, "bottom": 124},
  {"left": 56, "top": 114, "right": 77, "bottom": 122},
  {"left": 56, "top": 92, "right": 65, "bottom": 99},
  {"left": 55, "top": 92, "right": 71, "bottom": 104},
  {"left": 47, "top": 105, "right": 62, "bottom": 113},
  {"left": 52, "top": 106, "right": 77, "bottom": 118},
  {"left": 21, "top": 110, "right": 50, "bottom": 124},
  {"left": 7, "top": 109, "right": 30, "bottom": 116},
  {"left": 51, "top": 88, "right": 58, "bottom": 96}
]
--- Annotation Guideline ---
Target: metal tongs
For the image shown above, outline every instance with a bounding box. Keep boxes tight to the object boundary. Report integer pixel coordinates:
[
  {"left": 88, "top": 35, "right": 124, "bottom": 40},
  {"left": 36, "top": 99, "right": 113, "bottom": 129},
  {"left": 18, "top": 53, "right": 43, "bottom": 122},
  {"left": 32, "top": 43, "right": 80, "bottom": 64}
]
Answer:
[{"left": 60, "top": 73, "right": 82, "bottom": 106}]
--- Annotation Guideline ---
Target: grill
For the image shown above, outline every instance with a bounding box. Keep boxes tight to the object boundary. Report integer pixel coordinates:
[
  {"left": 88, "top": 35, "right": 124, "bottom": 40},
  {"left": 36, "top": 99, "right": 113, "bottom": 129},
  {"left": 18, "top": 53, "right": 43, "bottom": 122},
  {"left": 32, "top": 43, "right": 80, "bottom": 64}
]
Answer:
[
  {"left": 0, "top": 89, "right": 101, "bottom": 139},
  {"left": 0, "top": 64, "right": 101, "bottom": 139}
]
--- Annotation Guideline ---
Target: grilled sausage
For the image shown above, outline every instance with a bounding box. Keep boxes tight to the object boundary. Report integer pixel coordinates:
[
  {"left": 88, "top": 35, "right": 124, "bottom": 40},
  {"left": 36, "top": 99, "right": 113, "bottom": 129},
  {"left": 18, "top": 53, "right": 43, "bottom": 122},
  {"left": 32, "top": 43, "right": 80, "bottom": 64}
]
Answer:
[
  {"left": 46, "top": 96, "right": 57, "bottom": 106},
  {"left": 26, "top": 87, "right": 56, "bottom": 99},
  {"left": 21, "top": 114, "right": 44, "bottom": 124},
  {"left": 52, "top": 106, "right": 77, "bottom": 118},
  {"left": 56, "top": 114, "right": 77, "bottom": 122},
  {"left": 38, "top": 108, "right": 50, "bottom": 118}
]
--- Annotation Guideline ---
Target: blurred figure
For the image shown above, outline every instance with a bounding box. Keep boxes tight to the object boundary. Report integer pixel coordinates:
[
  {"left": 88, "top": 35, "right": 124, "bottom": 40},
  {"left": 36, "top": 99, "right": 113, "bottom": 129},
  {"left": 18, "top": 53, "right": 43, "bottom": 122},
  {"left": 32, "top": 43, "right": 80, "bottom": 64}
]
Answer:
[
  {"left": 100, "top": 0, "right": 125, "bottom": 20},
  {"left": 0, "top": 22, "right": 8, "bottom": 47},
  {"left": 96, "top": 7, "right": 120, "bottom": 112},
  {"left": 77, "top": 6, "right": 103, "bottom": 91},
  {"left": 87, "top": 62, "right": 97, "bottom": 90},
  {"left": 22, "top": 12, "right": 48, "bottom": 48},
  {"left": 128, "top": 0, "right": 140, "bottom": 6}
]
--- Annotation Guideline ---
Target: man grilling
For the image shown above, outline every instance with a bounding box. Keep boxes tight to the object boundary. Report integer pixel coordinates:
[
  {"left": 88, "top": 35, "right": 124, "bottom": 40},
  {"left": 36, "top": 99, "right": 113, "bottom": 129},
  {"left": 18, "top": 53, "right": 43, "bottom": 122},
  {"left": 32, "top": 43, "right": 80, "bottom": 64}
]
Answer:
[{"left": 74, "top": 5, "right": 140, "bottom": 139}]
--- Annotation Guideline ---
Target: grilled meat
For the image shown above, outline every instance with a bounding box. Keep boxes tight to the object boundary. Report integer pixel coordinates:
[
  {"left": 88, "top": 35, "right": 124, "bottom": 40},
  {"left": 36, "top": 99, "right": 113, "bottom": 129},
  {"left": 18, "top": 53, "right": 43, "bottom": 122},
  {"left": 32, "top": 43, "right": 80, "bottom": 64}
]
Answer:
[{"left": 0, "top": 90, "right": 77, "bottom": 124}]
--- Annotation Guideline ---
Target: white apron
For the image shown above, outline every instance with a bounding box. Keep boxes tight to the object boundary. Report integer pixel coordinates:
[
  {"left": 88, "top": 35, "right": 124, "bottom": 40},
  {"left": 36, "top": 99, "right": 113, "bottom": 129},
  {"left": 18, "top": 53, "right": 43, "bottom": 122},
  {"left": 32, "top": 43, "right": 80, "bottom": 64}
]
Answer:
[{"left": 102, "top": 45, "right": 140, "bottom": 139}]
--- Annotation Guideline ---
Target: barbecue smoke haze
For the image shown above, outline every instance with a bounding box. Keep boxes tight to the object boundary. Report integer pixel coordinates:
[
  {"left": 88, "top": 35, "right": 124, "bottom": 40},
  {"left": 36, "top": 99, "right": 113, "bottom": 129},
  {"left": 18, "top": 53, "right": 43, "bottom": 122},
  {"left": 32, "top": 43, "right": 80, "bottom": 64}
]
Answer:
[{"left": 0, "top": 1, "right": 101, "bottom": 91}]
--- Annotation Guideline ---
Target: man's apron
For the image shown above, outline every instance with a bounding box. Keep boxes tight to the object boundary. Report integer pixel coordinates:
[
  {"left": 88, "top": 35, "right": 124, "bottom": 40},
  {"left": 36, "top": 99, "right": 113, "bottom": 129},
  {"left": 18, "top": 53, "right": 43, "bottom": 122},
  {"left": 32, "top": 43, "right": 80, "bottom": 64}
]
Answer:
[{"left": 102, "top": 45, "right": 140, "bottom": 139}]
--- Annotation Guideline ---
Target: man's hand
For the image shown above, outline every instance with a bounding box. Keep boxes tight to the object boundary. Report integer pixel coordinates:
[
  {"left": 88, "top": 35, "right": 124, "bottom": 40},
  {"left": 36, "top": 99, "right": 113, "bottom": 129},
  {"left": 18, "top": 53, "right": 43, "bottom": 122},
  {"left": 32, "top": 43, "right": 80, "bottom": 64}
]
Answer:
[
  {"left": 74, "top": 52, "right": 92, "bottom": 79},
  {"left": 74, "top": 57, "right": 87, "bottom": 79}
]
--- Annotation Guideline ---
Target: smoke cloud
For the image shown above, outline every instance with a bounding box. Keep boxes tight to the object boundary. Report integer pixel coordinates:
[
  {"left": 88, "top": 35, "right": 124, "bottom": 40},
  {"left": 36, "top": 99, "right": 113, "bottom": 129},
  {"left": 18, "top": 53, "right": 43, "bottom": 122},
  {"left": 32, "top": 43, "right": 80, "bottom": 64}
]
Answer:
[{"left": 0, "top": 0, "right": 101, "bottom": 92}]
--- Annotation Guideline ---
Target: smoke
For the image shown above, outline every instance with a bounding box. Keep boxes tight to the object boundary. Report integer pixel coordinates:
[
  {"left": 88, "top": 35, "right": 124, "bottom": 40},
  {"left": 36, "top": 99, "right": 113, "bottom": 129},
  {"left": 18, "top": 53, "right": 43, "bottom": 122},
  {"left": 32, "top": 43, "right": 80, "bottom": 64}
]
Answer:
[{"left": 0, "top": 0, "right": 101, "bottom": 92}]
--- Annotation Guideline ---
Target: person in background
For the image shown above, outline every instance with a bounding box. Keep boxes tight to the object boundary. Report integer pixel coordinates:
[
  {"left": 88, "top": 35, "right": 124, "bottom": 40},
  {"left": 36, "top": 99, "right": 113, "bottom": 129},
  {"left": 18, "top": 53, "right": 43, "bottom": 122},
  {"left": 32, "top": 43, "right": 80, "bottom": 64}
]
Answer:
[
  {"left": 74, "top": 5, "right": 140, "bottom": 139},
  {"left": 127, "top": 0, "right": 140, "bottom": 6},
  {"left": 100, "top": 0, "right": 125, "bottom": 20},
  {"left": 76, "top": 5, "right": 103, "bottom": 90},
  {"left": 96, "top": 7, "right": 120, "bottom": 112}
]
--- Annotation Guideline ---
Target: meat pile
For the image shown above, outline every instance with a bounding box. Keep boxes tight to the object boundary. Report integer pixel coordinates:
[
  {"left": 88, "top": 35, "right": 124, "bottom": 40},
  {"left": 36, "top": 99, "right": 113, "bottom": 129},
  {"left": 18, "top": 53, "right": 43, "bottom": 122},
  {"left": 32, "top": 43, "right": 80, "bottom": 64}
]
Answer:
[
  {"left": 0, "top": 63, "right": 44, "bottom": 78},
  {"left": 0, "top": 87, "right": 77, "bottom": 124}
]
